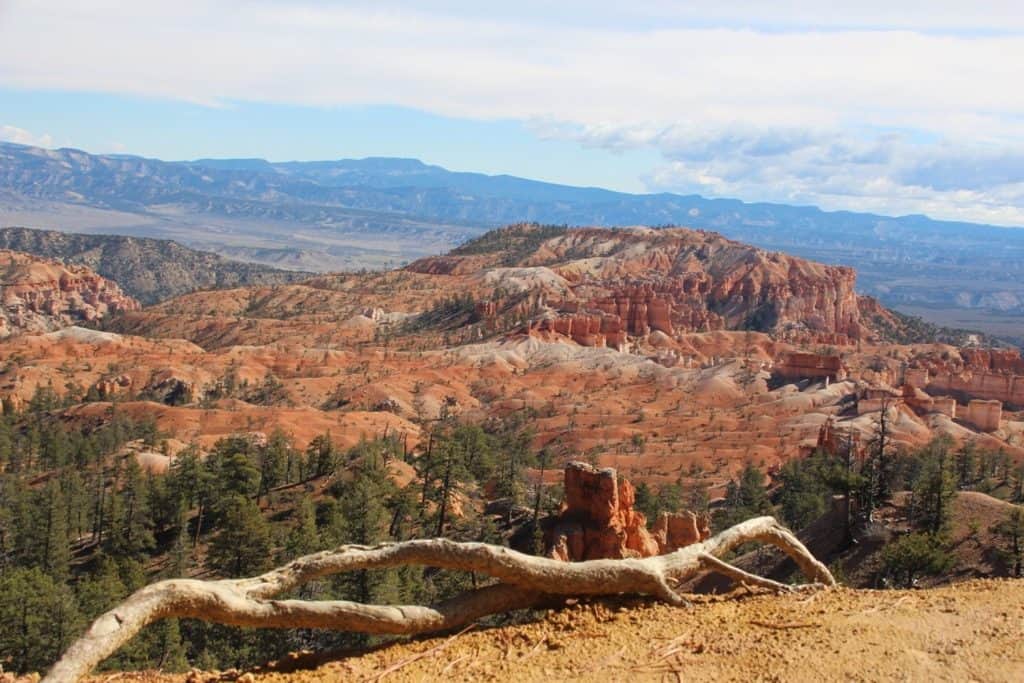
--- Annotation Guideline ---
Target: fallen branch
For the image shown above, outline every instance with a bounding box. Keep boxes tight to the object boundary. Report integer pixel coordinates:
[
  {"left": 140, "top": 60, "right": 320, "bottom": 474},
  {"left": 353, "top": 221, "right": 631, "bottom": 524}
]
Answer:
[{"left": 45, "top": 515, "right": 833, "bottom": 683}]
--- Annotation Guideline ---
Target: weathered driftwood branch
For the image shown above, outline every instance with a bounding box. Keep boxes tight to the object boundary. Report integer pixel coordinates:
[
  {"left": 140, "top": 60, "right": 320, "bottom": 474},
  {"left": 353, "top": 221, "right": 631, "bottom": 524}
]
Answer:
[{"left": 45, "top": 516, "right": 832, "bottom": 683}]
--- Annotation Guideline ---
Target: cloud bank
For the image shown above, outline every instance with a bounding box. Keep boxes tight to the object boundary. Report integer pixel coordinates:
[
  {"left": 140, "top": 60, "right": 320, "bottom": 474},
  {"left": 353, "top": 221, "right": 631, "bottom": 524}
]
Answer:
[
  {"left": 0, "top": 1, "right": 1021, "bottom": 224},
  {"left": 0, "top": 124, "right": 53, "bottom": 148}
]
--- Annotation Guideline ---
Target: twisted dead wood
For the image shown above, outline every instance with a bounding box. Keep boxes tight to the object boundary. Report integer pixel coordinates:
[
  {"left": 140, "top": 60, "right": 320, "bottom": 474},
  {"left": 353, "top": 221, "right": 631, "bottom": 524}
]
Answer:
[{"left": 45, "top": 515, "right": 833, "bottom": 682}]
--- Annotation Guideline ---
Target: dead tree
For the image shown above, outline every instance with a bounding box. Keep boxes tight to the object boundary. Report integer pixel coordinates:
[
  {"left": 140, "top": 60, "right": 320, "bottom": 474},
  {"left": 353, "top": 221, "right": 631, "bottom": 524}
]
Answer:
[{"left": 46, "top": 516, "right": 833, "bottom": 683}]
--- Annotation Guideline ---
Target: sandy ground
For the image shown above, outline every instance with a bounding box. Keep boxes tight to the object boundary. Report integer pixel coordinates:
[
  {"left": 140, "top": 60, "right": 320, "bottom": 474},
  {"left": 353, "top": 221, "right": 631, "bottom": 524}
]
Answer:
[{"left": 80, "top": 579, "right": 1024, "bottom": 683}]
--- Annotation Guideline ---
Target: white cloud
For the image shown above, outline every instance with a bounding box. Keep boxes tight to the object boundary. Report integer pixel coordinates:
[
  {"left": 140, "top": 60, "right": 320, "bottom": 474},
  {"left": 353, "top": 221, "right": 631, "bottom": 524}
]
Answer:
[
  {"left": 618, "top": 123, "right": 1024, "bottom": 224},
  {"left": 281, "top": 1, "right": 1024, "bottom": 33},
  {"left": 0, "top": 124, "right": 54, "bottom": 147},
  {"left": 0, "top": 1, "right": 1022, "bottom": 224},
  {"left": 1, "top": 2, "right": 1020, "bottom": 127}
]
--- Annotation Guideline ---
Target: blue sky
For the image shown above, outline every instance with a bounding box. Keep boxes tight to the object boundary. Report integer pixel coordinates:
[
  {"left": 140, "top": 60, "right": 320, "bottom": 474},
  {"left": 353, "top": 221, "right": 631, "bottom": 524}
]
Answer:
[
  {"left": 1, "top": 1, "right": 1023, "bottom": 225},
  {"left": 0, "top": 89, "right": 661, "bottom": 192}
]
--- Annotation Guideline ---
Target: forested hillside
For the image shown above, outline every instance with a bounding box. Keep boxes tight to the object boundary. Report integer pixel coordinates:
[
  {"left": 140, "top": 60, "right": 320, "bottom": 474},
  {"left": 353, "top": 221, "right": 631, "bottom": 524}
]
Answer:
[
  {"left": 0, "top": 396, "right": 554, "bottom": 673},
  {"left": 2, "top": 386, "right": 1022, "bottom": 675}
]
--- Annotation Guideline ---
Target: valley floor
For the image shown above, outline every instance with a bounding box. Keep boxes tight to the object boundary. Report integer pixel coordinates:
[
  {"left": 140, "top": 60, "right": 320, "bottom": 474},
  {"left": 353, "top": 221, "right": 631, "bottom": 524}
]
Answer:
[{"left": 77, "top": 579, "right": 1024, "bottom": 683}]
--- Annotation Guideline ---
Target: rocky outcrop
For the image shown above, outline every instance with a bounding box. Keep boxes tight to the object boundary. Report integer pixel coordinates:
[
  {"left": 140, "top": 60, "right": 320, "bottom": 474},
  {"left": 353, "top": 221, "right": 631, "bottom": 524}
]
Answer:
[
  {"left": 772, "top": 352, "right": 846, "bottom": 384},
  {"left": 545, "top": 462, "right": 658, "bottom": 561},
  {"left": 0, "top": 250, "right": 139, "bottom": 338},
  {"left": 528, "top": 313, "right": 629, "bottom": 349},
  {"left": 908, "top": 347, "right": 1024, "bottom": 409},
  {"left": 926, "top": 371, "right": 1024, "bottom": 409},
  {"left": 803, "top": 418, "right": 863, "bottom": 460},
  {"left": 960, "top": 348, "right": 1024, "bottom": 374},
  {"left": 651, "top": 510, "right": 711, "bottom": 553},
  {"left": 857, "top": 362, "right": 1006, "bottom": 433},
  {"left": 91, "top": 374, "right": 133, "bottom": 399},
  {"left": 0, "top": 227, "right": 311, "bottom": 306},
  {"left": 544, "top": 462, "right": 708, "bottom": 561},
  {"left": 961, "top": 399, "right": 1002, "bottom": 432},
  {"left": 414, "top": 226, "right": 872, "bottom": 346}
]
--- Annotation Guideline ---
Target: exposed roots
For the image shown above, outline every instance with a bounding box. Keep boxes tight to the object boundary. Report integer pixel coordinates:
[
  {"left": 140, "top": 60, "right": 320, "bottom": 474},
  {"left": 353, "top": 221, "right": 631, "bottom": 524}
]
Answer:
[{"left": 45, "top": 515, "right": 833, "bottom": 682}]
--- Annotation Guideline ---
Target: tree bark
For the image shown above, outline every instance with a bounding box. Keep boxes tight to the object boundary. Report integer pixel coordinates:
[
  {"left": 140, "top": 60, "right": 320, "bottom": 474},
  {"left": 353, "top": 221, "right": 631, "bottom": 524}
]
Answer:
[{"left": 45, "top": 515, "right": 833, "bottom": 683}]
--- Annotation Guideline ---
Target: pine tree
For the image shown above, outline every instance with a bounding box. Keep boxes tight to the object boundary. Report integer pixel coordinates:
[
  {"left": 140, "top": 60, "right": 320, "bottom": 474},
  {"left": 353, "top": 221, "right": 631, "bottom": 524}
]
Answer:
[
  {"left": 861, "top": 398, "right": 897, "bottom": 516},
  {"left": 257, "top": 429, "right": 291, "bottom": 502},
  {"left": 106, "top": 456, "right": 156, "bottom": 557},
  {"left": 0, "top": 417, "right": 13, "bottom": 467},
  {"left": 0, "top": 567, "right": 83, "bottom": 674},
  {"left": 282, "top": 498, "right": 321, "bottom": 561},
  {"left": 60, "top": 466, "right": 90, "bottom": 543},
  {"left": 493, "top": 420, "right": 534, "bottom": 502},
  {"left": 911, "top": 437, "right": 957, "bottom": 535},
  {"left": 777, "top": 451, "right": 834, "bottom": 530},
  {"left": 207, "top": 495, "right": 274, "bottom": 578},
  {"left": 306, "top": 432, "right": 338, "bottom": 479},
  {"left": 39, "top": 420, "right": 72, "bottom": 469},
  {"left": 880, "top": 532, "right": 953, "bottom": 587},
  {"left": 76, "top": 554, "right": 128, "bottom": 622},
  {"left": 152, "top": 618, "right": 190, "bottom": 673},
  {"left": 716, "top": 462, "right": 772, "bottom": 530},
  {"left": 992, "top": 507, "right": 1024, "bottom": 577},
  {"left": 954, "top": 440, "right": 978, "bottom": 489},
  {"left": 327, "top": 447, "right": 400, "bottom": 613},
  {"left": 38, "top": 480, "right": 71, "bottom": 581}
]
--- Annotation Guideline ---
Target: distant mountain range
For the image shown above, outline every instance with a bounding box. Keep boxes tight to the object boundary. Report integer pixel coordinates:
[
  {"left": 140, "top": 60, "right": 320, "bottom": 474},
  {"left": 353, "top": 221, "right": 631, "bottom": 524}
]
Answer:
[
  {"left": 1, "top": 141, "right": 1023, "bottom": 339},
  {"left": 0, "top": 227, "right": 311, "bottom": 305}
]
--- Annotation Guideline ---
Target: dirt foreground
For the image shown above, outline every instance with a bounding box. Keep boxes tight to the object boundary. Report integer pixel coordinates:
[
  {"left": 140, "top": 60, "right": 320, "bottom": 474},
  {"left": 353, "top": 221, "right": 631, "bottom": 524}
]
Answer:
[{"left": 76, "top": 579, "right": 1024, "bottom": 683}]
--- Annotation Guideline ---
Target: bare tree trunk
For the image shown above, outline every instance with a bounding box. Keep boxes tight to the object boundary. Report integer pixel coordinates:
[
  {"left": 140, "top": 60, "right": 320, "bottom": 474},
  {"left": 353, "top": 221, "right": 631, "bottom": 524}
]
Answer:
[{"left": 45, "top": 516, "right": 833, "bottom": 683}]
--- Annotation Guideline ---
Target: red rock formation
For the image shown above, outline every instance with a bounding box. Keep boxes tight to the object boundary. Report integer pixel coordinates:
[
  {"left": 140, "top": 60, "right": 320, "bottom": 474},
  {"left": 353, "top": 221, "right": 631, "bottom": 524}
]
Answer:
[
  {"left": 408, "top": 226, "right": 872, "bottom": 344},
  {"left": 528, "top": 313, "right": 628, "bottom": 348},
  {"left": 651, "top": 510, "right": 711, "bottom": 553},
  {"left": 474, "top": 300, "right": 498, "bottom": 318},
  {"left": 933, "top": 373, "right": 1024, "bottom": 408},
  {"left": 907, "top": 349, "right": 1024, "bottom": 408},
  {"left": 804, "top": 417, "right": 863, "bottom": 460},
  {"left": 962, "top": 399, "right": 1002, "bottom": 432},
  {"left": 545, "top": 462, "right": 708, "bottom": 561},
  {"left": 961, "top": 348, "right": 1024, "bottom": 374},
  {"left": 0, "top": 250, "right": 139, "bottom": 337},
  {"left": 772, "top": 352, "right": 846, "bottom": 383},
  {"left": 545, "top": 462, "right": 659, "bottom": 561},
  {"left": 0, "top": 393, "right": 23, "bottom": 415},
  {"left": 90, "top": 374, "right": 133, "bottom": 399}
]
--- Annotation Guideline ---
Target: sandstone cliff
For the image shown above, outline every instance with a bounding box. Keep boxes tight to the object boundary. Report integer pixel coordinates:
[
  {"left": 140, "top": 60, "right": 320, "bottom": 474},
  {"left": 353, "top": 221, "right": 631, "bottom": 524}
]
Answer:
[{"left": 0, "top": 250, "right": 139, "bottom": 338}]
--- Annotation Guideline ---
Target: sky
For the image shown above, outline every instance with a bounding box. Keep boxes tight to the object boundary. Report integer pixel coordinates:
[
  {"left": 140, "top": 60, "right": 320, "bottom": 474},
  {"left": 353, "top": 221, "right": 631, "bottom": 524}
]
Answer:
[{"left": 0, "top": 1, "right": 1022, "bottom": 225}]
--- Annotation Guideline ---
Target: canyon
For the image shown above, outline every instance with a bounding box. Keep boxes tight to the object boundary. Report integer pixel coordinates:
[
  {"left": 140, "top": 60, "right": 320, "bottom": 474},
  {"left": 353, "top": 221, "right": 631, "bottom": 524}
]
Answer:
[
  {"left": 3, "top": 223, "right": 1023, "bottom": 683},
  {"left": 2, "top": 224, "right": 1022, "bottom": 497}
]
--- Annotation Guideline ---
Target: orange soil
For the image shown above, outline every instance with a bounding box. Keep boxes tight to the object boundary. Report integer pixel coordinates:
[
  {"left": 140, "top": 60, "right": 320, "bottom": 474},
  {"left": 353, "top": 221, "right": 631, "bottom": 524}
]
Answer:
[
  {"left": 3, "top": 325, "right": 1022, "bottom": 495},
  {"left": 74, "top": 579, "right": 1024, "bottom": 683}
]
